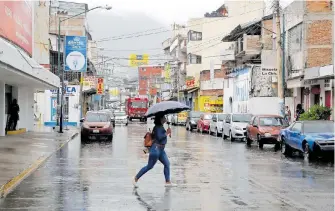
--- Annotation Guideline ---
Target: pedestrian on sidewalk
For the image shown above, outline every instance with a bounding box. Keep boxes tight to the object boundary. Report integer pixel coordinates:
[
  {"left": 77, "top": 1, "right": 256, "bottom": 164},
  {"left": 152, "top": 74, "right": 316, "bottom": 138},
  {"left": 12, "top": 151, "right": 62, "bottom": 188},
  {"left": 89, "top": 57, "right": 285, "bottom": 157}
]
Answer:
[
  {"left": 8, "top": 99, "right": 20, "bottom": 130},
  {"left": 133, "top": 114, "right": 175, "bottom": 188},
  {"left": 285, "top": 106, "right": 292, "bottom": 123},
  {"left": 295, "top": 104, "right": 305, "bottom": 121}
]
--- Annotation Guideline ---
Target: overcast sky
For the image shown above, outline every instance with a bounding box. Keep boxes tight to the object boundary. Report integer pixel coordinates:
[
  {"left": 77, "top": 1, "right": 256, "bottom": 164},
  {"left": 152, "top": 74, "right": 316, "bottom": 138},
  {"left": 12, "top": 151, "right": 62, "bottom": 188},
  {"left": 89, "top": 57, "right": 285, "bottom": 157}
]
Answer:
[{"left": 64, "top": 0, "right": 293, "bottom": 80}]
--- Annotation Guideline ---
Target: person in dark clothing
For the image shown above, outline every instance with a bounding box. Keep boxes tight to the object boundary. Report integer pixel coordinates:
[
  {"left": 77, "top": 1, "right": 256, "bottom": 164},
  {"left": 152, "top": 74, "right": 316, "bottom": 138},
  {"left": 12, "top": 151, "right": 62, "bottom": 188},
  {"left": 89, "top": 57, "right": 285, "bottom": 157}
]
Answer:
[
  {"left": 295, "top": 104, "right": 305, "bottom": 121},
  {"left": 133, "top": 115, "right": 175, "bottom": 188},
  {"left": 8, "top": 99, "right": 19, "bottom": 130}
]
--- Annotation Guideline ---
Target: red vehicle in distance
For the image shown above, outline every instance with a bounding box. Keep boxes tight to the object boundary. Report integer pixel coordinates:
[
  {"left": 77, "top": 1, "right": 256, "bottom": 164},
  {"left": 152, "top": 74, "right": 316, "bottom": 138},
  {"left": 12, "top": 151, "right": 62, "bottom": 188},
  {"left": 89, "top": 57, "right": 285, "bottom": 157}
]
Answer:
[
  {"left": 125, "top": 97, "right": 148, "bottom": 122},
  {"left": 197, "top": 113, "right": 213, "bottom": 133}
]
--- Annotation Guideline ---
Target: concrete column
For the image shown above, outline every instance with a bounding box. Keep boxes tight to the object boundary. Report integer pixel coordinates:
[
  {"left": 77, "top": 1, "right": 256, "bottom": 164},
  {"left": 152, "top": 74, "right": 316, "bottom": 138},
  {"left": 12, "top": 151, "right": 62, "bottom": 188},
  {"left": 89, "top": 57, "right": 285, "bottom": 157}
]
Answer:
[
  {"left": 15, "top": 87, "right": 34, "bottom": 131},
  {"left": 0, "top": 82, "right": 5, "bottom": 136}
]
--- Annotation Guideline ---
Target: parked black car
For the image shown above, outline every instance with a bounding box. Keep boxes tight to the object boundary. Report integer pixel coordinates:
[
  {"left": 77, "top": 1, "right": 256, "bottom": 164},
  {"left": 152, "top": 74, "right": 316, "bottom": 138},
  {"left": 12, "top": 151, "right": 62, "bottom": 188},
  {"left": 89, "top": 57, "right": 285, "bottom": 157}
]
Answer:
[{"left": 186, "top": 111, "right": 203, "bottom": 131}]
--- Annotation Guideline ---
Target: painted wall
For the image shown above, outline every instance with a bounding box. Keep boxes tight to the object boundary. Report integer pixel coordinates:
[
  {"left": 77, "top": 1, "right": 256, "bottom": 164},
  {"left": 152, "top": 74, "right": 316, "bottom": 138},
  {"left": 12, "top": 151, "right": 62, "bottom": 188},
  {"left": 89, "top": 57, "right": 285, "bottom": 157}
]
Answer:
[
  {"left": 232, "top": 69, "right": 249, "bottom": 113},
  {"left": 33, "top": 0, "right": 50, "bottom": 66}
]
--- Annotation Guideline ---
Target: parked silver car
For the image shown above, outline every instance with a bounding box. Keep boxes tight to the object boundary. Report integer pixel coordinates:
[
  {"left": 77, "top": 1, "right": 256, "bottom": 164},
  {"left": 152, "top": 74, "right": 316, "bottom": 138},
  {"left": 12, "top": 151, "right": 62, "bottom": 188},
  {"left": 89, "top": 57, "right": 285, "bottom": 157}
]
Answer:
[{"left": 114, "top": 111, "right": 128, "bottom": 126}]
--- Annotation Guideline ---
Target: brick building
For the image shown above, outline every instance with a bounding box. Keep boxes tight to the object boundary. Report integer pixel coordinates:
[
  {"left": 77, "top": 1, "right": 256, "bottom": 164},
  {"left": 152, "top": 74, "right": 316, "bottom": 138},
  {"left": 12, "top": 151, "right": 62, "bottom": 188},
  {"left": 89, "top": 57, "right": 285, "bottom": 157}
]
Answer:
[
  {"left": 284, "top": 0, "right": 334, "bottom": 119},
  {"left": 138, "top": 65, "right": 164, "bottom": 101}
]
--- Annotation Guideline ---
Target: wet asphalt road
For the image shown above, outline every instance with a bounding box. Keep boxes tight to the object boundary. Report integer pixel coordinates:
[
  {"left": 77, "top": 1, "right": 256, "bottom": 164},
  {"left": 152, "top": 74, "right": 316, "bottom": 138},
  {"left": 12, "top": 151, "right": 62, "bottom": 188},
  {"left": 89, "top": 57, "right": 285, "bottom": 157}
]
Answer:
[{"left": 0, "top": 123, "right": 334, "bottom": 211}]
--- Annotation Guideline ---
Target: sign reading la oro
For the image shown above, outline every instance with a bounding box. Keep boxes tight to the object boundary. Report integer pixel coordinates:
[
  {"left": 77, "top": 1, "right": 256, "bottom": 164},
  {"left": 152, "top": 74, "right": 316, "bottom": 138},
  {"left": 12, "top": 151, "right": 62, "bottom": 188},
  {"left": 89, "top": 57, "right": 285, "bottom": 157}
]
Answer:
[{"left": 65, "top": 36, "right": 87, "bottom": 72}]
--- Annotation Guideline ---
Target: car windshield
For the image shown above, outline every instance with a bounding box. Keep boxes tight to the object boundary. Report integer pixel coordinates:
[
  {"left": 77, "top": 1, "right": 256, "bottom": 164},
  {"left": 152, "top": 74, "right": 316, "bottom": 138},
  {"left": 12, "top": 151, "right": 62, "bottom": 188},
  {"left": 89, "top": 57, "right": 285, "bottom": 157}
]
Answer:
[
  {"left": 218, "top": 114, "right": 226, "bottom": 121},
  {"left": 191, "top": 112, "right": 201, "bottom": 118},
  {"left": 114, "top": 112, "right": 126, "bottom": 116},
  {"left": 131, "top": 101, "right": 147, "bottom": 108},
  {"left": 259, "top": 117, "right": 288, "bottom": 126},
  {"left": 86, "top": 113, "right": 109, "bottom": 122},
  {"left": 232, "top": 114, "right": 252, "bottom": 122},
  {"left": 204, "top": 114, "right": 212, "bottom": 120},
  {"left": 304, "top": 121, "right": 334, "bottom": 133}
]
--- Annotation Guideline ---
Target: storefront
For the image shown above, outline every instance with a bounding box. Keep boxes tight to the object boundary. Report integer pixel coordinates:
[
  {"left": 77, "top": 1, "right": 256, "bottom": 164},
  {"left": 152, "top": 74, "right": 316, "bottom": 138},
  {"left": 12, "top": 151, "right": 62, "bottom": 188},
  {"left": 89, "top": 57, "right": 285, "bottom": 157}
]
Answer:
[
  {"left": 304, "top": 65, "right": 334, "bottom": 120},
  {"left": 198, "top": 96, "right": 223, "bottom": 113},
  {"left": 42, "top": 86, "right": 80, "bottom": 127}
]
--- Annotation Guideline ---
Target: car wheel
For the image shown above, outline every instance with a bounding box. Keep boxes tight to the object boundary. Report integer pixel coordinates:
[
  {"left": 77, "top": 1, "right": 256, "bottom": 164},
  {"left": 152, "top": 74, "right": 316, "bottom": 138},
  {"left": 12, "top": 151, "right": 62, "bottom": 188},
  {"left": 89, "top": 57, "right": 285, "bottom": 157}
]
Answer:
[
  {"left": 281, "top": 137, "right": 291, "bottom": 156},
  {"left": 109, "top": 134, "right": 113, "bottom": 141},
  {"left": 81, "top": 136, "right": 86, "bottom": 143},
  {"left": 229, "top": 131, "right": 235, "bottom": 142},
  {"left": 125, "top": 123, "right": 128, "bottom": 126},
  {"left": 186, "top": 123, "right": 189, "bottom": 131},
  {"left": 246, "top": 134, "right": 252, "bottom": 146},
  {"left": 257, "top": 134, "right": 263, "bottom": 149},
  {"left": 223, "top": 131, "right": 227, "bottom": 139},
  {"left": 274, "top": 142, "right": 280, "bottom": 151},
  {"left": 303, "top": 142, "right": 314, "bottom": 160}
]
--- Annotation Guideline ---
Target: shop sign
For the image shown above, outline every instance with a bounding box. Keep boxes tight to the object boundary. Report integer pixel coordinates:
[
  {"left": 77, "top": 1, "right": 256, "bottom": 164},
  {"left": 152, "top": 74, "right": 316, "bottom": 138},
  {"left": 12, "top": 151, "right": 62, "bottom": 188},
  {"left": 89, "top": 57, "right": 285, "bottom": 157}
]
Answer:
[
  {"left": 0, "top": 1, "right": 33, "bottom": 55},
  {"left": 261, "top": 68, "right": 277, "bottom": 76},
  {"left": 303, "top": 79, "right": 318, "bottom": 86},
  {"left": 129, "top": 54, "right": 149, "bottom": 67},
  {"left": 50, "top": 86, "right": 77, "bottom": 96},
  {"left": 83, "top": 76, "right": 97, "bottom": 90},
  {"left": 64, "top": 36, "right": 87, "bottom": 72},
  {"left": 186, "top": 76, "right": 196, "bottom": 89},
  {"left": 97, "top": 77, "right": 104, "bottom": 95}
]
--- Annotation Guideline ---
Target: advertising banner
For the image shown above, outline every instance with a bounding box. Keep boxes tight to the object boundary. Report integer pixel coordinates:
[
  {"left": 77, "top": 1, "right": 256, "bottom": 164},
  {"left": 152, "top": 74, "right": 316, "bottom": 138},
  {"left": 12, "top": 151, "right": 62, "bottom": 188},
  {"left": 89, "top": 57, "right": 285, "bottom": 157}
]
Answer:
[
  {"left": 83, "top": 76, "right": 97, "bottom": 91},
  {"left": 97, "top": 77, "right": 104, "bottom": 95},
  {"left": 64, "top": 36, "right": 87, "bottom": 72},
  {"left": 164, "top": 63, "right": 171, "bottom": 83},
  {"left": 129, "top": 54, "right": 149, "bottom": 67},
  {"left": 50, "top": 97, "right": 57, "bottom": 122},
  {"left": 0, "top": 1, "right": 33, "bottom": 55}
]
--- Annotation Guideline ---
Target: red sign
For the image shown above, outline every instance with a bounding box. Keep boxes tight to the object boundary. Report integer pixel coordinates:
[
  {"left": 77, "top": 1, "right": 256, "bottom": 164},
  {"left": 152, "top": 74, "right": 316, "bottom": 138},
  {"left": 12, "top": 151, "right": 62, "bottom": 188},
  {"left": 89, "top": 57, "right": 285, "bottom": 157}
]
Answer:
[
  {"left": 0, "top": 1, "right": 33, "bottom": 56},
  {"left": 186, "top": 79, "right": 195, "bottom": 88},
  {"left": 0, "top": 2, "right": 33, "bottom": 55},
  {"left": 97, "top": 78, "right": 104, "bottom": 95}
]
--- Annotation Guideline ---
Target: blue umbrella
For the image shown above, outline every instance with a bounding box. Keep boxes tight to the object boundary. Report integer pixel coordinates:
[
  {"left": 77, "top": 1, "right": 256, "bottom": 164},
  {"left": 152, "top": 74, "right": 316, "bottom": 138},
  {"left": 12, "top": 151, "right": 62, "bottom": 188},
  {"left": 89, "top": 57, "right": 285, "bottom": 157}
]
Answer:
[{"left": 145, "top": 101, "right": 190, "bottom": 117}]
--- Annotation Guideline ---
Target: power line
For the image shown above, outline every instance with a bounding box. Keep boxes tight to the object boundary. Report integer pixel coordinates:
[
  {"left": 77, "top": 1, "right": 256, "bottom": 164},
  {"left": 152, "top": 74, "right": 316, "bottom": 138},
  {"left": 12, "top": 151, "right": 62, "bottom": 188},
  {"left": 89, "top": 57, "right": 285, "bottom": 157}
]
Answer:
[{"left": 97, "top": 6, "right": 266, "bottom": 42}]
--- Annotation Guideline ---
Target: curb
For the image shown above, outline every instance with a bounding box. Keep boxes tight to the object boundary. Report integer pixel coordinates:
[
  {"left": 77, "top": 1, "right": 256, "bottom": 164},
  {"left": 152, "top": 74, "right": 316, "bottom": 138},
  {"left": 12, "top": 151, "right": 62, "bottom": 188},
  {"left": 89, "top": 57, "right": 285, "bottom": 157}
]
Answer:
[{"left": 0, "top": 131, "right": 79, "bottom": 198}]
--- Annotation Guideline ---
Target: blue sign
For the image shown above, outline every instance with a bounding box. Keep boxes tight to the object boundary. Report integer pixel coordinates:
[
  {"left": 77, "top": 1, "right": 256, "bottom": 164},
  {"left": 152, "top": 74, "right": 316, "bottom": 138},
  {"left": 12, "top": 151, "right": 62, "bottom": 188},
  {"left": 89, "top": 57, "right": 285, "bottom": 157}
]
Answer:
[
  {"left": 50, "top": 86, "right": 77, "bottom": 96},
  {"left": 64, "top": 36, "right": 87, "bottom": 72}
]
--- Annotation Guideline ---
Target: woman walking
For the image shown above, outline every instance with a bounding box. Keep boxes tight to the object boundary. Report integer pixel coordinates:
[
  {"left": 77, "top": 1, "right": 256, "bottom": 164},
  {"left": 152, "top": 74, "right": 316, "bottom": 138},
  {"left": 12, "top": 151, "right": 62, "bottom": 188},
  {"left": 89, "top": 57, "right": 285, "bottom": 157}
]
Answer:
[{"left": 133, "top": 115, "right": 175, "bottom": 188}]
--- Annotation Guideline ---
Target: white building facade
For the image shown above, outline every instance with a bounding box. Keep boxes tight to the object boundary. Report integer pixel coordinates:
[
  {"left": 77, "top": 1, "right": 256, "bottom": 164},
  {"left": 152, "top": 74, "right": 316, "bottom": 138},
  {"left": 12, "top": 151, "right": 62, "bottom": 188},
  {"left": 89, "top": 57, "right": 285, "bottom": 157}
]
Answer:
[{"left": 0, "top": 1, "right": 60, "bottom": 136}]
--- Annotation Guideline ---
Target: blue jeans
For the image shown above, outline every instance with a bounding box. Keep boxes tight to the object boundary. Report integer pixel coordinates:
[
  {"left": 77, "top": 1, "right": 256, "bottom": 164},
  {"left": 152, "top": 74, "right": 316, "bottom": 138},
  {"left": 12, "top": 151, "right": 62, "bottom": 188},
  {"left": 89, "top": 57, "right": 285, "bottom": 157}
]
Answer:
[{"left": 136, "top": 144, "right": 170, "bottom": 182}]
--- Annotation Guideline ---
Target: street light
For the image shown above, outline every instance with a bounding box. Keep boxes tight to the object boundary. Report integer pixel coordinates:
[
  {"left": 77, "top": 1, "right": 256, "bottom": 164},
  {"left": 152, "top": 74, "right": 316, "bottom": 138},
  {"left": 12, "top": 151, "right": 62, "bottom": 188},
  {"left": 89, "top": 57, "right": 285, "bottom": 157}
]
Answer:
[{"left": 57, "top": 5, "right": 112, "bottom": 133}]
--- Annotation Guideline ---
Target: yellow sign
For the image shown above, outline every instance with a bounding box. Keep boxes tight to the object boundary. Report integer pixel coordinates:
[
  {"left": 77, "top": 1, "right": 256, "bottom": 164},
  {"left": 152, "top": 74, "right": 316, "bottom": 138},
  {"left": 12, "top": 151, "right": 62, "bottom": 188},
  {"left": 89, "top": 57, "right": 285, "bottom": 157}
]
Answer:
[
  {"left": 129, "top": 54, "right": 149, "bottom": 67},
  {"left": 199, "top": 96, "right": 223, "bottom": 113},
  {"left": 83, "top": 76, "right": 97, "bottom": 91},
  {"left": 109, "top": 88, "right": 119, "bottom": 96},
  {"left": 97, "top": 77, "right": 104, "bottom": 95},
  {"left": 177, "top": 111, "right": 187, "bottom": 121}
]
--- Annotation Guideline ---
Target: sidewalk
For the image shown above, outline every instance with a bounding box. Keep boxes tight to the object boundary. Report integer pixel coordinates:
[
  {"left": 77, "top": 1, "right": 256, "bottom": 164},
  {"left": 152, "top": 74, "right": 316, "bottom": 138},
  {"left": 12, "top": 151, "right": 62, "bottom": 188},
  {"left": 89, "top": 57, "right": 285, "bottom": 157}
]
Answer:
[{"left": 0, "top": 126, "right": 78, "bottom": 198}]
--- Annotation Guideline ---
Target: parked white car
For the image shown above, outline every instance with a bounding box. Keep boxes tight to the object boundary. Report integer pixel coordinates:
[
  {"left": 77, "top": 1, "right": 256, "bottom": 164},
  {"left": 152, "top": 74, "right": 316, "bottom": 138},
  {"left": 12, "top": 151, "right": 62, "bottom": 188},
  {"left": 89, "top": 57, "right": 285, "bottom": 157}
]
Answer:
[
  {"left": 223, "top": 113, "right": 253, "bottom": 141},
  {"left": 210, "top": 113, "right": 228, "bottom": 136},
  {"left": 114, "top": 111, "right": 128, "bottom": 126}
]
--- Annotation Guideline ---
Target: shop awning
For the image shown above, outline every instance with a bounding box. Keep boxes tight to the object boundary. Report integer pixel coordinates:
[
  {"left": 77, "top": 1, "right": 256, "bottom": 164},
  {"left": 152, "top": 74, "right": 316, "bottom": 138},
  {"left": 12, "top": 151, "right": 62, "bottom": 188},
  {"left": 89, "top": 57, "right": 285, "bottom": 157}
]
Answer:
[{"left": 82, "top": 88, "right": 96, "bottom": 95}]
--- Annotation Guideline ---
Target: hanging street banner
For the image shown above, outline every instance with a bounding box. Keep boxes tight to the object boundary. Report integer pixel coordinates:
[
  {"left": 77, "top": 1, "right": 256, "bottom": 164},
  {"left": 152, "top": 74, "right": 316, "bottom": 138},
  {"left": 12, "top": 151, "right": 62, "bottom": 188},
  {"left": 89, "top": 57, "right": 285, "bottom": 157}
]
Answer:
[
  {"left": 129, "top": 54, "right": 149, "bottom": 67},
  {"left": 164, "top": 63, "right": 171, "bottom": 83},
  {"left": 96, "top": 77, "right": 104, "bottom": 95},
  {"left": 64, "top": 36, "right": 87, "bottom": 72}
]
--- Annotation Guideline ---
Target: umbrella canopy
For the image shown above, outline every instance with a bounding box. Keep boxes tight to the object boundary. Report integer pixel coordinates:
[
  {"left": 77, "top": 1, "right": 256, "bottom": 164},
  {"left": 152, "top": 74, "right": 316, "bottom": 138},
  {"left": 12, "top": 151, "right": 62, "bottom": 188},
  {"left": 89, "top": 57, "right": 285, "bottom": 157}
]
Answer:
[{"left": 145, "top": 101, "right": 190, "bottom": 117}]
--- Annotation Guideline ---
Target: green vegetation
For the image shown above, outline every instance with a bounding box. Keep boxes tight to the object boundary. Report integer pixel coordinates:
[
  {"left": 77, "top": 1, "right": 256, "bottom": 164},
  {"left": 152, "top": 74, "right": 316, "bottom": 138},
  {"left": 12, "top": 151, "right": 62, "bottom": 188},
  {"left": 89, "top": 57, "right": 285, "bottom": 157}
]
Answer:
[{"left": 299, "top": 104, "right": 332, "bottom": 120}]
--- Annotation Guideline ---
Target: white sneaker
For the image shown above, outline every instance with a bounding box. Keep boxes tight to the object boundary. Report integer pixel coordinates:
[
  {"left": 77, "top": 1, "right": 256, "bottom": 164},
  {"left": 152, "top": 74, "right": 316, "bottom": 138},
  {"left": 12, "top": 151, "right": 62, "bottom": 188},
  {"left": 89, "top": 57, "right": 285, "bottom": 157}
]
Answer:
[
  {"left": 165, "top": 182, "right": 177, "bottom": 187},
  {"left": 133, "top": 177, "right": 138, "bottom": 188}
]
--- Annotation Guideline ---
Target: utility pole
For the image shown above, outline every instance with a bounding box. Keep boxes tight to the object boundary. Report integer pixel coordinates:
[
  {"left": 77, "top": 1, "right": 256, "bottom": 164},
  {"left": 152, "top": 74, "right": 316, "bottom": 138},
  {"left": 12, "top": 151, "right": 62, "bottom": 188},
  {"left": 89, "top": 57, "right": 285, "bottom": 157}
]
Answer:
[{"left": 275, "top": 0, "right": 284, "bottom": 117}]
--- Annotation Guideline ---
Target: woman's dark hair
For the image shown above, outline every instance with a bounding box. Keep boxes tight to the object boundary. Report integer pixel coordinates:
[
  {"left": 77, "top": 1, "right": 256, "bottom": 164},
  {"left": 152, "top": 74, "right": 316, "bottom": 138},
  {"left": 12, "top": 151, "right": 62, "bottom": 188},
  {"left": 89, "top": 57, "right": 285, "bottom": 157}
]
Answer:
[
  {"left": 154, "top": 115, "right": 163, "bottom": 126},
  {"left": 297, "top": 104, "right": 302, "bottom": 110},
  {"left": 12, "top": 99, "right": 17, "bottom": 104}
]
